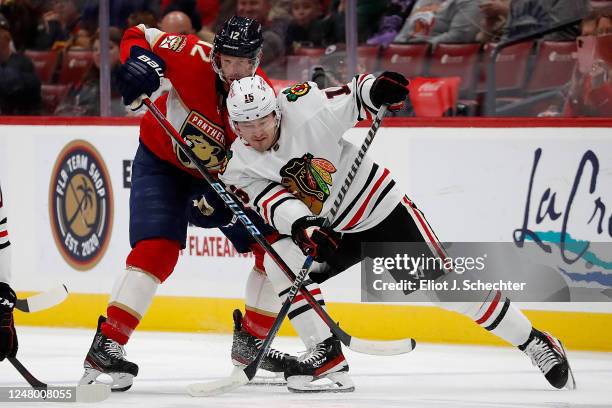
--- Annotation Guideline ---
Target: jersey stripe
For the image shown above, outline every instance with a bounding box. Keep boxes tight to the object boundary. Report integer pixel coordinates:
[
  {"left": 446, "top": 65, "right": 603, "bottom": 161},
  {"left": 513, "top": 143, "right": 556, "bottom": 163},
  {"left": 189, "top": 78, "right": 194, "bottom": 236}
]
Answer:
[
  {"left": 269, "top": 196, "right": 298, "bottom": 229},
  {"left": 261, "top": 188, "right": 291, "bottom": 224},
  {"left": 342, "top": 169, "right": 390, "bottom": 230},
  {"left": 253, "top": 182, "right": 279, "bottom": 209},
  {"left": 331, "top": 163, "right": 379, "bottom": 229}
]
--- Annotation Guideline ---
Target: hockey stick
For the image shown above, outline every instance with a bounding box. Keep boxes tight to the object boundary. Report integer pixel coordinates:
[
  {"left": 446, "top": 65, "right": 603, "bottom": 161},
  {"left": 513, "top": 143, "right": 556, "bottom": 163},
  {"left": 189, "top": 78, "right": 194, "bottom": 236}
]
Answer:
[
  {"left": 15, "top": 285, "right": 68, "bottom": 313},
  {"left": 143, "top": 98, "right": 414, "bottom": 354},
  {"left": 8, "top": 357, "right": 111, "bottom": 402}
]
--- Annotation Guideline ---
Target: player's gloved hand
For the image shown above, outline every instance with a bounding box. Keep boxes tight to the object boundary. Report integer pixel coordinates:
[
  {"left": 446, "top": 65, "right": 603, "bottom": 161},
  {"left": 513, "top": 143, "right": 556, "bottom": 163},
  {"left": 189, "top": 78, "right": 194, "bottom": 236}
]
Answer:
[
  {"left": 291, "top": 216, "right": 341, "bottom": 263},
  {"left": 370, "top": 71, "right": 409, "bottom": 110},
  {"left": 117, "top": 46, "right": 166, "bottom": 108},
  {"left": 0, "top": 282, "right": 18, "bottom": 361}
]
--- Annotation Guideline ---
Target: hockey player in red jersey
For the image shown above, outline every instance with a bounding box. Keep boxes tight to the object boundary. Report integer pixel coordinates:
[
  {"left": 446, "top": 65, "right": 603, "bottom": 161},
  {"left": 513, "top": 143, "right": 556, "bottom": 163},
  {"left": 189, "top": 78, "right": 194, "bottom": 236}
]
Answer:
[
  {"left": 80, "top": 17, "right": 294, "bottom": 392},
  {"left": 220, "top": 73, "right": 576, "bottom": 392}
]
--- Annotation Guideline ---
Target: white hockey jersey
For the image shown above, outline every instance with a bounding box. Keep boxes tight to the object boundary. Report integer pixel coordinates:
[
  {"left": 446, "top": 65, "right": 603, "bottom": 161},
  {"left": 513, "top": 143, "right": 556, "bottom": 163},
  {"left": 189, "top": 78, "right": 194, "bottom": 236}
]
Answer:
[{"left": 219, "top": 74, "right": 403, "bottom": 236}]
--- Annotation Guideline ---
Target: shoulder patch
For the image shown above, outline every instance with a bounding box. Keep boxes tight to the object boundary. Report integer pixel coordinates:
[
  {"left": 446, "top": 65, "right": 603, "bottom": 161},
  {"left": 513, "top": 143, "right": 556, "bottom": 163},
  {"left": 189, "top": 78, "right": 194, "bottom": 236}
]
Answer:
[
  {"left": 282, "top": 82, "right": 311, "bottom": 102},
  {"left": 159, "top": 35, "right": 187, "bottom": 52}
]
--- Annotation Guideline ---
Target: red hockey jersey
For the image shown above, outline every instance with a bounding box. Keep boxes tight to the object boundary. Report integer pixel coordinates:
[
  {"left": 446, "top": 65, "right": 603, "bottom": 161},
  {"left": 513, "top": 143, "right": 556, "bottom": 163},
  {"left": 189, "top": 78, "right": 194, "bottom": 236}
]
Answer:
[{"left": 120, "top": 25, "right": 271, "bottom": 177}]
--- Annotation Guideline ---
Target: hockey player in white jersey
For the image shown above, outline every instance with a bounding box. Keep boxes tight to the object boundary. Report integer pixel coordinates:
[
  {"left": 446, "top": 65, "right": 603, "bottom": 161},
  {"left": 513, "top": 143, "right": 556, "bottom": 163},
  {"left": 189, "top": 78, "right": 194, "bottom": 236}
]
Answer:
[
  {"left": 219, "top": 73, "right": 575, "bottom": 393},
  {"left": 0, "top": 182, "right": 17, "bottom": 363}
]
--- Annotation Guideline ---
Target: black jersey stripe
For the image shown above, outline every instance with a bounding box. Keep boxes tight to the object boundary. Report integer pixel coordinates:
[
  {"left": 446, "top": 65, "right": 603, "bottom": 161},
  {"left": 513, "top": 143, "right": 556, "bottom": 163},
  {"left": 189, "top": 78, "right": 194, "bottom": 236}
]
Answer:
[
  {"left": 330, "top": 163, "right": 379, "bottom": 229},
  {"left": 253, "top": 182, "right": 280, "bottom": 209},
  {"left": 269, "top": 196, "right": 298, "bottom": 229},
  {"left": 367, "top": 180, "right": 396, "bottom": 218}
]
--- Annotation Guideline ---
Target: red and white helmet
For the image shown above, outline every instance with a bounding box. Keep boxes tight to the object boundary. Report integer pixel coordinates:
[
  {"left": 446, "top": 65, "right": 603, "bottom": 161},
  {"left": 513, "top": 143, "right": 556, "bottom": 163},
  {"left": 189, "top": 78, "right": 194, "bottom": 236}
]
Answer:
[{"left": 227, "top": 75, "right": 281, "bottom": 132}]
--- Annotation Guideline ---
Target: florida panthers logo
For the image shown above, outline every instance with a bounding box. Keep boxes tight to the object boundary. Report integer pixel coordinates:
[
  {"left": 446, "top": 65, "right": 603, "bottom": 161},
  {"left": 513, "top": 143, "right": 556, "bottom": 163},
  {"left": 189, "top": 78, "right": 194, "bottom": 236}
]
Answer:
[
  {"left": 177, "top": 111, "right": 227, "bottom": 170},
  {"left": 280, "top": 153, "right": 336, "bottom": 215},
  {"left": 283, "top": 82, "right": 311, "bottom": 102}
]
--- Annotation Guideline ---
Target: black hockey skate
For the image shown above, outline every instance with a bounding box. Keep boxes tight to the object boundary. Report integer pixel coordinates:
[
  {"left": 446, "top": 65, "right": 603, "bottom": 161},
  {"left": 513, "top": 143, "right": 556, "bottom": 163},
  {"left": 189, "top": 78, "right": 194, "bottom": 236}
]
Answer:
[
  {"left": 519, "top": 328, "right": 576, "bottom": 390},
  {"left": 231, "top": 309, "right": 296, "bottom": 384},
  {"left": 284, "top": 335, "right": 354, "bottom": 393},
  {"left": 79, "top": 316, "right": 139, "bottom": 392}
]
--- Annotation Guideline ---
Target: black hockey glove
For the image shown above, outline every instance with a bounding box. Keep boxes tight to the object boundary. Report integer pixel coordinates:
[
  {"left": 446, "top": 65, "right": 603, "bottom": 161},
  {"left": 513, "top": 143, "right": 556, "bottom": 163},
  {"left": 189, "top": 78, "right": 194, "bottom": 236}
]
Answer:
[
  {"left": 0, "top": 282, "right": 17, "bottom": 361},
  {"left": 117, "top": 46, "right": 166, "bottom": 107},
  {"left": 370, "top": 71, "right": 410, "bottom": 110},
  {"left": 291, "top": 216, "right": 341, "bottom": 263}
]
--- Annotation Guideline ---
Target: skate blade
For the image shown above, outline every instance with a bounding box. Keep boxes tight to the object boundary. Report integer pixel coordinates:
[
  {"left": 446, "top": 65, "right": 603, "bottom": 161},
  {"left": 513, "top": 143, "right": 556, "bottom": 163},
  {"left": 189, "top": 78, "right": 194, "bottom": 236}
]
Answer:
[
  {"left": 80, "top": 365, "right": 135, "bottom": 392},
  {"left": 559, "top": 341, "right": 577, "bottom": 390},
  {"left": 231, "top": 366, "right": 286, "bottom": 386},
  {"left": 287, "top": 372, "right": 355, "bottom": 393}
]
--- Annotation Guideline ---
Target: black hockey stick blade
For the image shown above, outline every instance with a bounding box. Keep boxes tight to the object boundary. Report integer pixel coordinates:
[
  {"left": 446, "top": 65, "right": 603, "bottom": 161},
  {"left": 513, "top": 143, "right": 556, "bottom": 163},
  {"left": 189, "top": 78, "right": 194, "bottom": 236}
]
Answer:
[
  {"left": 8, "top": 357, "right": 47, "bottom": 389},
  {"left": 15, "top": 285, "right": 68, "bottom": 313}
]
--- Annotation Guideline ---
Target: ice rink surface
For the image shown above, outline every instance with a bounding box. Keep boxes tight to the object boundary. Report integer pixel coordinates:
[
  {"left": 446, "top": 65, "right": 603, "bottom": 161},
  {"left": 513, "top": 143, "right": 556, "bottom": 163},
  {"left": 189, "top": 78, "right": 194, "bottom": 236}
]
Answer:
[{"left": 1, "top": 327, "right": 611, "bottom": 408}]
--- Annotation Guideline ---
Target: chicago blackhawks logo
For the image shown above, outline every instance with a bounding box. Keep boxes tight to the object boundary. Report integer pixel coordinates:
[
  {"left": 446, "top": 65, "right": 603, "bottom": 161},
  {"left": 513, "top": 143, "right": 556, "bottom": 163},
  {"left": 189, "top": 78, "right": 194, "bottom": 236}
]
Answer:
[
  {"left": 176, "top": 111, "right": 226, "bottom": 170},
  {"left": 49, "top": 140, "right": 113, "bottom": 271},
  {"left": 283, "top": 82, "right": 311, "bottom": 102},
  {"left": 280, "top": 153, "right": 336, "bottom": 214}
]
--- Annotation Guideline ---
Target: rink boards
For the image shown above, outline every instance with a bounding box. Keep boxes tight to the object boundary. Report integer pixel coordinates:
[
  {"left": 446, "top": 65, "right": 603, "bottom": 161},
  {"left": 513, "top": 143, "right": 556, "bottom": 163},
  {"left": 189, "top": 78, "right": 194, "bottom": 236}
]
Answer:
[{"left": 0, "top": 117, "right": 611, "bottom": 351}]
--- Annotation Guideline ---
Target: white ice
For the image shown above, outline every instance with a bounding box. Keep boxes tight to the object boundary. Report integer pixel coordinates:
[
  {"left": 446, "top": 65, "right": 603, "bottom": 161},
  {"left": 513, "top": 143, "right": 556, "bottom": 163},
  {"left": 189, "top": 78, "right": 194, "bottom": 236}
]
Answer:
[{"left": 1, "top": 327, "right": 611, "bottom": 408}]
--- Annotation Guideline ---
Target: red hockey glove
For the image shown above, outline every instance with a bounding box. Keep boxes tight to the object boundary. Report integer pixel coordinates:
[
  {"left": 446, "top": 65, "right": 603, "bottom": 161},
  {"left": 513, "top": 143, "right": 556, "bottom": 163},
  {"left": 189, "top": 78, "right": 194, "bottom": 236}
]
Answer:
[{"left": 291, "top": 216, "right": 341, "bottom": 263}]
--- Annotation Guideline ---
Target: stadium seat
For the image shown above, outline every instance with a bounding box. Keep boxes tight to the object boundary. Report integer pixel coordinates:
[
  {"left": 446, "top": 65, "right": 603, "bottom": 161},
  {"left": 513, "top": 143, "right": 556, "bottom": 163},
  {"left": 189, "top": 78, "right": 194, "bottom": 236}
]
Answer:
[
  {"left": 380, "top": 43, "right": 429, "bottom": 79},
  {"left": 408, "top": 76, "right": 460, "bottom": 117},
  {"left": 478, "top": 41, "right": 534, "bottom": 94},
  {"left": 58, "top": 50, "right": 94, "bottom": 84},
  {"left": 41, "top": 84, "right": 70, "bottom": 114},
  {"left": 427, "top": 43, "right": 481, "bottom": 95},
  {"left": 524, "top": 41, "right": 577, "bottom": 93},
  {"left": 24, "top": 50, "right": 59, "bottom": 83}
]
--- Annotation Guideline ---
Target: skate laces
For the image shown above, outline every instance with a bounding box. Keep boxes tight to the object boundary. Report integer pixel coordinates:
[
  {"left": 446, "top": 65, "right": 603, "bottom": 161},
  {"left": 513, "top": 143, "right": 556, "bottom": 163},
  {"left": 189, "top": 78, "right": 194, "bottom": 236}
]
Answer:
[
  {"left": 298, "top": 343, "right": 326, "bottom": 364},
  {"left": 254, "top": 338, "right": 288, "bottom": 360},
  {"left": 104, "top": 339, "right": 127, "bottom": 360},
  {"left": 525, "top": 335, "right": 561, "bottom": 375}
]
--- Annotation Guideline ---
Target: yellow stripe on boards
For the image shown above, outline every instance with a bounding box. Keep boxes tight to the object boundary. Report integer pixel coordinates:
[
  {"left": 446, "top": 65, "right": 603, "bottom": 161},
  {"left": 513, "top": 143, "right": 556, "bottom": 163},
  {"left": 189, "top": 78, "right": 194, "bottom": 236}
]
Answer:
[{"left": 13, "top": 293, "right": 611, "bottom": 351}]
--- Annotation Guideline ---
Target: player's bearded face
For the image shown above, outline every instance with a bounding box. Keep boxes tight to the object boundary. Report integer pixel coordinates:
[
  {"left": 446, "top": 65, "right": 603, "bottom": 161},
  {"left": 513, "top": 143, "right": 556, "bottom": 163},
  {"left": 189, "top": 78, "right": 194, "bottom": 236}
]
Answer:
[
  {"left": 235, "top": 113, "right": 278, "bottom": 152},
  {"left": 219, "top": 54, "right": 255, "bottom": 84}
]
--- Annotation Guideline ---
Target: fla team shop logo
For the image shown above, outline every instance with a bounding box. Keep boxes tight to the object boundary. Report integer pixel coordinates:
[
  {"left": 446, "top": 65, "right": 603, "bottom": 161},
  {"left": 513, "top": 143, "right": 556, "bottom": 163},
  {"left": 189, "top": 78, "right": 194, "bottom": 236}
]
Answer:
[{"left": 49, "top": 140, "right": 113, "bottom": 271}]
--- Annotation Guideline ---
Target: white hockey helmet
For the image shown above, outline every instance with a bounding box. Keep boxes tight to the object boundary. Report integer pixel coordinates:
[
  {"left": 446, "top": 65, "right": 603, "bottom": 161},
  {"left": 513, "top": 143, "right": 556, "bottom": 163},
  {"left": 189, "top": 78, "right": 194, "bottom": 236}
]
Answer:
[{"left": 227, "top": 75, "right": 281, "bottom": 133}]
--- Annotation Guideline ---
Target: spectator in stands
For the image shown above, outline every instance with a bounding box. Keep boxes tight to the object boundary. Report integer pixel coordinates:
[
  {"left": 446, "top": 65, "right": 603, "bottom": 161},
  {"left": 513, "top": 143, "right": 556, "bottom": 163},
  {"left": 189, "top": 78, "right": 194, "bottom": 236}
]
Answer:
[
  {"left": 161, "top": 0, "right": 219, "bottom": 30},
  {"left": 0, "top": 0, "right": 42, "bottom": 51},
  {"left": 236, "top": 0, "right": 288, "bottom": 73},
  {"left": 0, "top": 13, "right": 41, "bottom": 115},
  {"left": 396, "top": 0, "right": 483, "bottom": 46},
  {"left": 322, "top": 0, "right": 389, "bottom": 43},
  {"left": 34, "top": 0, "right": 82, "bottom": 50},
  {"left": 285, "top": 0, "right": 326, "bottom": 51},
  {"left": 394, "top": 0, "right": 445, "bottom": 43},
  {"left": 127, "top": 10, "right": 159, "bottom": 28},
  {"left": 366, "top": 0, "right": 415, "bottom": 47},
  {"left": 476, "top": 0, "right": 509, "bottom": 43},
  {"left": 159, "top": 11, "right": 197, "bottom": 35},
  {"left": 55, "top": 27, "right": 124, "bottom": 116},
  {"left": 81, "top": 0, "right": 158, "bottom": 30},
  {"left": 477, "top": 0, "right": 589, "bottom": 42}
]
